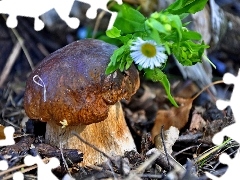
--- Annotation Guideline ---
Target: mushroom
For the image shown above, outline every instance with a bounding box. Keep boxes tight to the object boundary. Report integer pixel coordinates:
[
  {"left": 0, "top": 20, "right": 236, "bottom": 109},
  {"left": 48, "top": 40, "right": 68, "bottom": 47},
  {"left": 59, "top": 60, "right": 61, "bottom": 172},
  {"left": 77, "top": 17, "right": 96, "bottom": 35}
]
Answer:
[{"left": 24, "top": 39, "right": 140, "bottom": 166}]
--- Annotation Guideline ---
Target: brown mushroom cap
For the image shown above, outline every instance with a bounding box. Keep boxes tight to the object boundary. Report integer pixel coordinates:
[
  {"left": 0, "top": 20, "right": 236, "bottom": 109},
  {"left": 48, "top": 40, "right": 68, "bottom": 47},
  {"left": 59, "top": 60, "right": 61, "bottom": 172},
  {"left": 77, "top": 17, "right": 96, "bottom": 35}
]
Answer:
[{"left": 24, "top": 39, "right": 139, "bottom": 126}]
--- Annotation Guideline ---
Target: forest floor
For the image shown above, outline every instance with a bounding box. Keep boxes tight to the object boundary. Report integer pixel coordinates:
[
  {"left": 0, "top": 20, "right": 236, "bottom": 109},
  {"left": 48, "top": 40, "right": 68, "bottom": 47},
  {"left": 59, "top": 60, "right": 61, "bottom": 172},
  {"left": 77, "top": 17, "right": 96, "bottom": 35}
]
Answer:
[{"left": 1, "top": 1, "right": 240, "bottom": 179}]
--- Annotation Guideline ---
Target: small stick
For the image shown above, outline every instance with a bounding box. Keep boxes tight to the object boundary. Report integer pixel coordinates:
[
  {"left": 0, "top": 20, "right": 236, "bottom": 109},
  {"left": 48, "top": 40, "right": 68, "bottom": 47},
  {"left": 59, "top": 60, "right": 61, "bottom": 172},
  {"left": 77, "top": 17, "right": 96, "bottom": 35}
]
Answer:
[
  {"left": 190, "top": 80, "right": 224, "bottom": 101},
  {"left": 0, "top": 42, "right": 21, "bottom": 87},
  {"left": 125, "top": 150, "right": 161, "bottom": 180},
  {"left": 2, "top": 165, "right": 37, "bottom": 180},
  {"left": 160, "top": 125, "right": 171, "bottom": 171},
  {"left": 92, "top": 10, "right": 106, "bottom": 39},
  {"left": 2, "top": 14, "right": 34, "bottom": 71},
  {"left": 59, "top": 142, "right": 71, "bottom": 176},
  {"left": 92, "top": 1, "right": 116, "bottom": 38}
]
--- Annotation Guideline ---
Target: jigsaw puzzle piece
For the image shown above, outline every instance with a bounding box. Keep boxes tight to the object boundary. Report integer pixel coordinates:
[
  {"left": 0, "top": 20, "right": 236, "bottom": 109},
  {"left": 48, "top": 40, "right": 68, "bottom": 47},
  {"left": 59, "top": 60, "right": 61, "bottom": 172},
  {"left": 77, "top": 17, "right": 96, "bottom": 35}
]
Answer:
[
  {"left": 0, "top": 0, "right": 79, "bottom": 30},
  {"left": 79, "top": 0, "right": 121, "bottom": 19},
  {"left": 24, "top": 155, "right": 60, "bottom": 180},
  {"left": 0, "top": 0, "right": 51, "bottom": 30},
  {"left": 78, "top": 0, "right": 122, "bottom": 29},
  {"left": 206, "top": 151, "right": 240, "bottom": 179},
  {"left": 213, "top": 69, "right": 240, "bottom": 145},
  {"left": 0, "top": 126, "right": 15, "bottom": 146},
  {"left": 52, "top": 0, "right": 80, "bottom": 29},
  {"left": 0, "top": 160, "right": 8, "bottom": 171},
  {"left": 13, "top": 171, "right": 24, "bottom": 180}
]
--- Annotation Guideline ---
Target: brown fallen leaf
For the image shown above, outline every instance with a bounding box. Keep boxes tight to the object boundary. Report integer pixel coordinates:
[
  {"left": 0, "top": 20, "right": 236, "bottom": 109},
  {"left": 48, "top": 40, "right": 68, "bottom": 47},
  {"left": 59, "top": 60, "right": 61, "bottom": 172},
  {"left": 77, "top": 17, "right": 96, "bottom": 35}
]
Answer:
[
  {"left": 151, "top": 97, "right": 193, "bottom": 140},
  {"left": 189, "top": 113, "right": 206, "bottom": 133},
  {"left": 151, "top": 80, "right": 224, "bottom": 141},
  {"left": 0, "top": 125, "right": 5, "bottom": 140}
]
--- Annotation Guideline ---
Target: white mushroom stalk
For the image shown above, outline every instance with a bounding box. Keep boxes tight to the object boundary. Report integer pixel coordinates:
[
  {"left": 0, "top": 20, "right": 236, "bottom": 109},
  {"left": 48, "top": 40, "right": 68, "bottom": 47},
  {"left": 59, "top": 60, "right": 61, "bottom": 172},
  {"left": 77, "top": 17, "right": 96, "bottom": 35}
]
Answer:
[{"left": 46, "top": 102, "right": 135, "bottom": 165}]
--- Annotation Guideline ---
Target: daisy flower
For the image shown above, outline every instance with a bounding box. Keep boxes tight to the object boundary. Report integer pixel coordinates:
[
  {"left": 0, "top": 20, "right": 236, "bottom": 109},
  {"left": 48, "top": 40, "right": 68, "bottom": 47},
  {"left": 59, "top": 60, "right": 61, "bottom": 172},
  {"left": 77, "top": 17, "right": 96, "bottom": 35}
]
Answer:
[{"left": 130, "top": 37, "right": 168, "bottom": 69}]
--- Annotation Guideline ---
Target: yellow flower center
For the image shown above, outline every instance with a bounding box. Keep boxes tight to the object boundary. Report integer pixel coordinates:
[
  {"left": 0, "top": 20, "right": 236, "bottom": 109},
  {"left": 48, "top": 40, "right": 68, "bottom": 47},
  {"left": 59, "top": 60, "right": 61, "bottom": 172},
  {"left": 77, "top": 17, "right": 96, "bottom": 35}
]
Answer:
[{"left": 141, "top": 43, "right": 157, "bottom": 58}]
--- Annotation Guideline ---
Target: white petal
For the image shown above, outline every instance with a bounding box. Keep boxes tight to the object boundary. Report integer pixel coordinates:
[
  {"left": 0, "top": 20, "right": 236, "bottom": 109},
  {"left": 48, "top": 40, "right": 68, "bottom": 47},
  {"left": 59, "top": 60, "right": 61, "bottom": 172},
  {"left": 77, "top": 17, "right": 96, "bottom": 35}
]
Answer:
[
  {"left": 154, "top": 60, "right": 161, "bottom": 67},
  {"left": 130, "top": 46, "right": 140, "bottom": 51},
  {"left": 130, "top": 37, "right": 168, "bottom": 69},
  {"left": 156, "top": 46, "right": 166, "bottom": 52},
  {"left": 156, "top": 53, "right": 167, "bottom": 62}
]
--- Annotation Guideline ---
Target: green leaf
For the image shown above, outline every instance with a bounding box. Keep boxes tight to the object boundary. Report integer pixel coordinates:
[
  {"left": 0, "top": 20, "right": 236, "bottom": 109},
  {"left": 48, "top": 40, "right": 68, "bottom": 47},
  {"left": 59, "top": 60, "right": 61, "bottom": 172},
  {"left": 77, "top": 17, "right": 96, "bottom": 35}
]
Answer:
[
  {"left": 144, "top": 68, "right": 178, "bottom": 107},
  {"left": 112, "top": 45, "right": 126, "bottom": 65},
  {"left": 169, "top": 15, "right": 182, "bottom": 41},
  {"left": 106, "top": 27, "right": 121, "bottom": 38},
  {"left": 105, "top": 45, "right": 131, "bottom": 74},
  {"left": 165, "top": 0, "right": 208, "bottom": 15},
  {"left": 146, "top": 18, "right": 167, "bottom": 34},
  {"left": 125, "top": 55, "right": 133, "bottom": 70},
  {"left": 105, "top": 46, "right": 126, "bottom": 74},
  {"left": 182, "top": 30, "right": 202, "bottom": 40},
  {"left": 118, "top": 34, "right": 132, "bottom": 44},
  {"left": 98, "top": 34, "right": 122, "bottom": 46},
  {"left": 105, "top": 62, "right": 119, "bottom": 74},
  {"left": 147, "top": 28, "right": 162, "bottom": 45},
  {"left": 172, "top": 40, "right": 209, "bottom": 66},
  {"left": 119, "top": 60, "right": 125, "bottom": 71},
  {"left": 114, "top": 4, "right": 146, "bottom": 34}
]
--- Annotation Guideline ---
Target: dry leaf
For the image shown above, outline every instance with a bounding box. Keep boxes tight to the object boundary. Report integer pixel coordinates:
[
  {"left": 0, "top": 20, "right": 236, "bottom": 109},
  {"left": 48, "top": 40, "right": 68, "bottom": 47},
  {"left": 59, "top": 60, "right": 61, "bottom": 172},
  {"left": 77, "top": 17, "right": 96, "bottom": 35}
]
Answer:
[
  {"left": 0, "top": 125, "right": 6, "bottom": 140},
  {"left": 151, "top": 97, "right": 193, "bottom": 140},
  {"left": 151, "top": 80, "right": 224, "bottom": 141},
  {"left": 189, "top": 113, "right": 206, "bottom": 133}
]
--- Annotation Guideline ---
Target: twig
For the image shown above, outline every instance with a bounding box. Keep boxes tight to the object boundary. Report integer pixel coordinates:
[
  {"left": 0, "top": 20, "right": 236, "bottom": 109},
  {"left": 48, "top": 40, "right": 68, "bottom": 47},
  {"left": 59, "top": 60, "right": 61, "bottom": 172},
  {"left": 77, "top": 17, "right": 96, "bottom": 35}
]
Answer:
[
  {"left": 140, "top": 173, "right": 163, "bottom": 179},
  {"left": 160, "top": 125, "right": 171, "bottom": 171},
  {"left": 125, "top": 150, "right": 161, "bottom": 180},
  {"left": 106, "top": 160, "right": 118, "bottom": 180},
  {"left": 0, "top": 163, "right": 26, "bottom": 177},
  {"left": 92, "top": 10, "right": 106, "bottom": 39},
  {"left": 87, "top": 164, "right": 121, "bottom": 178},
  {"left": 0, "top": 42, "right": 21, "bottom": 88},
  {"left": 173, "top": 145, "right": 199, "bottom": 157},
  {"left": 2, "top": 14, "right": 34, "bottom": 71},
  {"left": 0, "top": 158, "right": 38, "bottom": 180},
  {"left": 92, "top": 1, "right": 116, "bottom": 38},
  {"left": 59, "top": 142, "right": 71, "bottom": 177},
  {"left": 1, "top": 156, "right": 57, "bottom": 180}
]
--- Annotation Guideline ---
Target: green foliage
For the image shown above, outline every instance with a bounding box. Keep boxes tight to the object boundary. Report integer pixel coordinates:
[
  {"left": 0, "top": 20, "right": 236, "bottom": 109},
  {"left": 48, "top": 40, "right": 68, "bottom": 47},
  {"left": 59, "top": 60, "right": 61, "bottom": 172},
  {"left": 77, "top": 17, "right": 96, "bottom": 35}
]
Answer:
[
  {"left": 105, "top": 44, "right": 133, "bottom": 74},
  {"left": 114, "top": 4, "right": 146, "bottom": 34},
  {"left": 144, "top": 68, "right": 178, "bottom": 107},
  {"left": 103, "top": 0, "right": 211, "bottom": 106},
  {"left": 165, "top": 0, "right": 209, "bottom": 14}
]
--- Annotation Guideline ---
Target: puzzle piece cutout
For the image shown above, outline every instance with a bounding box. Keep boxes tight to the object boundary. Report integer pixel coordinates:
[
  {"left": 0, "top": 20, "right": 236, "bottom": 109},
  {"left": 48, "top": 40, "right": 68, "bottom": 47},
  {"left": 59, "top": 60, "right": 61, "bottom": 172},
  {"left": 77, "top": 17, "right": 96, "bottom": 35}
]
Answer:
[
  {"left": 0, "top": 0, "right": 79, "bottom": 31},
  {"left": 206, "top": 69, "right": 240, "bottom": 179},
  {"left": 213, "top": 69, "right": 240, "bottom": 145},
  {"left": 78, "top": 0, "right": 122, "bottom": 29},
  {"left": 23, "top": 155, "right": 60, "bottom": 180},
  {"left": 0, "top": 126, "right": 19, "bottom": 178},
  {"left": 12, "top": 171, "right": 24, "bottom": 180},
  {"left": 0, "top": 0, "right": 122, "bottom": 31},
  {"left": 206, "top": 151, "right": 240, "bottom": 180},
  {"left": 0, "top": 126, "right": 15, "bottom": 146},
  {"left": 0, "top": 160, "right": 8, "bottom": 171}
]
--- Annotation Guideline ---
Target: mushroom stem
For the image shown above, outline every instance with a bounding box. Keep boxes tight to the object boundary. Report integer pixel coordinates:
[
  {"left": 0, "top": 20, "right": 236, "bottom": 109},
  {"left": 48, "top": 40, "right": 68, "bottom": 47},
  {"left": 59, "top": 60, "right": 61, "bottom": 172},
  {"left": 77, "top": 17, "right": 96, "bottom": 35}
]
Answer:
[{"left": 45, "top": 102, "right": 136, "bottom": 166}]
